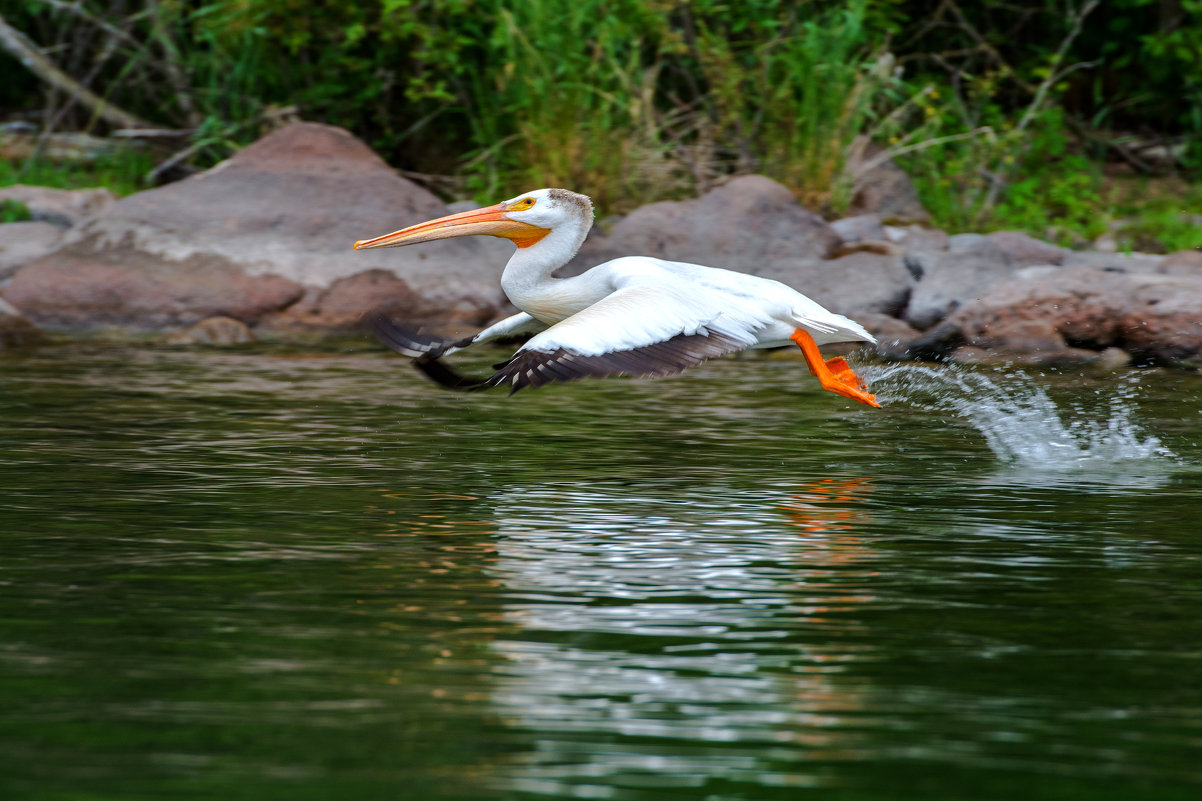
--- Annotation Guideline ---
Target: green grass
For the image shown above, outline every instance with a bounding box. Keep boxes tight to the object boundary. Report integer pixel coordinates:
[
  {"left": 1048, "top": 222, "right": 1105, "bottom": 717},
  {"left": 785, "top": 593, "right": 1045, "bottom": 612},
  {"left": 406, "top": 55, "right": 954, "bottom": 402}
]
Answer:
[{"left": 0, "top": 149, "right": 157, "bottom": 197}]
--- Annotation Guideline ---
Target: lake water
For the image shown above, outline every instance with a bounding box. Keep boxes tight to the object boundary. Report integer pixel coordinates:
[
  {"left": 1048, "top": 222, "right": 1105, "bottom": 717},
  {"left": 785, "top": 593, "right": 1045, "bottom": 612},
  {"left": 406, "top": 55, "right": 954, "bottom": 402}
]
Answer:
[{"left": 2, "top": 342, "right": 1201, "bottom": 800}]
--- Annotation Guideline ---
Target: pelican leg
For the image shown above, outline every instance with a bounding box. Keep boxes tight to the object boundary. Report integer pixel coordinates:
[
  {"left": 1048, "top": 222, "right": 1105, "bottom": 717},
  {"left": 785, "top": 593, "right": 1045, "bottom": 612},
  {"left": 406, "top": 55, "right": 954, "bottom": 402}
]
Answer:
[{"left": 790, "top": 329, "right": 880, "bottom": 408}]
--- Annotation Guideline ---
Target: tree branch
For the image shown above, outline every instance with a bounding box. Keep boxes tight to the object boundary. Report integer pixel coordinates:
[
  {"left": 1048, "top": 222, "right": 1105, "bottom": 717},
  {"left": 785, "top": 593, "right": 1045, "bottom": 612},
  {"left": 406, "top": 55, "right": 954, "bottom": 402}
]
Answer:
[{"left": 0, "top": 12, "right": 155, "bottom": 130}]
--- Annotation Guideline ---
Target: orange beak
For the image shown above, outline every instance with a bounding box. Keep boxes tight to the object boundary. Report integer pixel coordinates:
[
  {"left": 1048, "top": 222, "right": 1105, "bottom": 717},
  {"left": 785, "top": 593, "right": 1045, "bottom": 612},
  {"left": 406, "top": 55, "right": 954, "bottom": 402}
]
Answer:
[{"left": 353, "top": 203, "right": 550, "bottom": 250}]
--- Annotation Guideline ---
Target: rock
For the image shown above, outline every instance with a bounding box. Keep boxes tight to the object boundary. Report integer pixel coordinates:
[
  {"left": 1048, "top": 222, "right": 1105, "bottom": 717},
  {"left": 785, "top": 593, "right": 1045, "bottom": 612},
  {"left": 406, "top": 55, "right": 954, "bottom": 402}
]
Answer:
[
  {"left": 0, "top": 297, "right": 42, "bottom": 347},
  {"left": 904, "top": 235, "right": 1019, "bottom": 330},
  {"left": 166, "top": 315, "right": 256, "bottom": 345},
  {"left": 786, "top": 251, "right": 912, "bottom": 318},
  {"left": 7, "top": 123, "right": 512, "bottom": 332},
  {"left": 0, "top": 221, "right": 62, "bottom": 280},
  {"left": 891, "top": 225, "right": 949, "bottom": 252},
  {"left": 982, "top": 231, "right": 1068, "bottom": 267},
  {"left": 0, "top": 185, "right": 116, "bottom": 227},
  {"left": 831, "top": 214, "right": 886, "bottom": 245},
  {"left": 1097, "top": 346, "right": 1132, "bottom": 369},
  {"left": 845, "top": 142, "right": 930, "bottom": 223},
  {"left": 563, "top": 175, "right": 890, "bottom": 317},
  {"left": 854, "top": 311, "right": 923, "bottom": 359},
  {"left": 269, "top": 269, "right": 421, "bottom": 329},
  {"left": 946, "top": 233, "right": 992, "bottom": 253},
  {"left": 1120, "top": 274, "right": 1202, "bottom": 364},
  {"left": 1157, "top": 249, "right": 1202, "bottom": 275},
  {"left": 1061, "top": 250, "right": 1164, "bottom": 274},
  {"left": 915, "top": 266, "right": 1135, "bottom": 361},
  {"left": 7, "top": 251, "right": 305, "bottom": 330},
  {"left": 569, "top": 175, "right": 839, "bottom": 274}
]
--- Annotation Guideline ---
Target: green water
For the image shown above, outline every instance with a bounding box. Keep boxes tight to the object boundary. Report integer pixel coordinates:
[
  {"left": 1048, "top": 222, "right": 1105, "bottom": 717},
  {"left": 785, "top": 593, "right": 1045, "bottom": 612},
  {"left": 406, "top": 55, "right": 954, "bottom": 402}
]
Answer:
[{"left": 2, "top": 343, "right": 1202, "bottom": 801}]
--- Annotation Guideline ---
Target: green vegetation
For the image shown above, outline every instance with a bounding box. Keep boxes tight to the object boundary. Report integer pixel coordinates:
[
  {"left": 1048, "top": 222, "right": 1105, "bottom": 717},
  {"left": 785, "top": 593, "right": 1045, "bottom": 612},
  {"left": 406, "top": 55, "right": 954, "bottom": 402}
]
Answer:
[
  {"left": 0, "top": 0, "right": 1199, "bottom": 249},
  {"left": 0, "top": 149, "right": 156, "bottom": 197},
  {"left": 0, "top": 199, "right": 31, "bottom": 223}
]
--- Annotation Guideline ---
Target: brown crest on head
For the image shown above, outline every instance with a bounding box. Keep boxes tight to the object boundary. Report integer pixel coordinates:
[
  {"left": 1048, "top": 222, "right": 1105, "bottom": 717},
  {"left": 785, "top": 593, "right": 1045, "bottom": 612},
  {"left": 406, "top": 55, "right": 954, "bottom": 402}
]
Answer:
[{"left": 546, "top": 188, "right": 593, "bottom": 221}]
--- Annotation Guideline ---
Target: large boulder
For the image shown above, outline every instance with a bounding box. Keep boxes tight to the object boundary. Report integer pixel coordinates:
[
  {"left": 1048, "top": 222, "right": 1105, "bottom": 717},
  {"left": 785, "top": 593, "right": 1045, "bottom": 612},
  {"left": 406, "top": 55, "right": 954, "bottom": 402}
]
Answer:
[
  {"left": 1120, "top": 274, "right": 1202, "bottom": 364},
  {"left": 1157, "top": 249, "right": 1202, "bottom": 276},
  {"left": 912, "top": 266, "right": 1135, "bottom": 363},
  {"left": 572, "top": 175, "right": 840, "bottom": 274},
  {"left": 0, "top": 221, "right": 62, "bottom": 281},
  {"left": 3, "top": 123, "right": 512, "bottom": 332},
  {"left": 982, "top": 231, "right": 1068, "bottom": 267},
  {"left": 565, "top": 175, "right": 902, "bottom": 318},
  {"left": 779, "top": 250, "right": 912, "bottom": 318},
  {"left": 903, "top": 234, "right": 1021, "bottom": 330}
]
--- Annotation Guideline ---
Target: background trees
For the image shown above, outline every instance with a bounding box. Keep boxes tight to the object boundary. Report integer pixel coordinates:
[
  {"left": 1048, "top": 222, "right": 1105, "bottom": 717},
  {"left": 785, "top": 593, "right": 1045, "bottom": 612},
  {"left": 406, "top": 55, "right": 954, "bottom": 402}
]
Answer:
[{"left": 1, "top": 1, "right": 1199, "bottom": 246}]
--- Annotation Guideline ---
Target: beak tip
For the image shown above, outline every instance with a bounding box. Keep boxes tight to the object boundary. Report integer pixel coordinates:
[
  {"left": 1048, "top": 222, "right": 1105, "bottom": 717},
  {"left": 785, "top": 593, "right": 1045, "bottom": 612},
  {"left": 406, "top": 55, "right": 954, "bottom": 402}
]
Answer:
[{"left": 352, "top": 241, "right": 363, "bottom": 250}]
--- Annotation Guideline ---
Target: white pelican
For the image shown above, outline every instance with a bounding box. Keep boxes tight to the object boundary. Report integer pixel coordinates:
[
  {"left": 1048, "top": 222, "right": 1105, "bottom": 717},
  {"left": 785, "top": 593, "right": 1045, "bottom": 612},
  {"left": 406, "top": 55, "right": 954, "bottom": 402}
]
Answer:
[{"left": 353, "top": 188, "right": 879, "bottom": 407}]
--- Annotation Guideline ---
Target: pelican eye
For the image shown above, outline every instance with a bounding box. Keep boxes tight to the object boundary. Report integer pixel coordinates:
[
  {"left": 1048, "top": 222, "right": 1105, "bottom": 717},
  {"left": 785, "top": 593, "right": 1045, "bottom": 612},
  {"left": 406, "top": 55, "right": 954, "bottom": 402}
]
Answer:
[{"left": 518, "top": 197, "right": 535, "bottom": 208}]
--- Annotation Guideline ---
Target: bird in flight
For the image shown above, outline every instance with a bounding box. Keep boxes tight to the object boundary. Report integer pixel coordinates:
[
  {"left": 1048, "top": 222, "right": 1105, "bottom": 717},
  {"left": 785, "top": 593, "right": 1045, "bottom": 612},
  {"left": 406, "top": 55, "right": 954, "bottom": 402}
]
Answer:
[{"left": 354, "top": 187, "right": 879, "bottom": 407}]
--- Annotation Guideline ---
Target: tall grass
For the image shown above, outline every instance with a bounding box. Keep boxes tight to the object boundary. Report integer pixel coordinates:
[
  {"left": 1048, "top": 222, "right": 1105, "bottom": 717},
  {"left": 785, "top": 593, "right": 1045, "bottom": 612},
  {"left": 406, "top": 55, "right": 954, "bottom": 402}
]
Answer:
[
  {"left": 456, "top": 0, "right": 892, "bottom": 212},
  {"left": 692, "top": 1, "right": 888, "bottom": 212},
  {"left": 462, "top": 0, "right": 681, "bottom": 211}
]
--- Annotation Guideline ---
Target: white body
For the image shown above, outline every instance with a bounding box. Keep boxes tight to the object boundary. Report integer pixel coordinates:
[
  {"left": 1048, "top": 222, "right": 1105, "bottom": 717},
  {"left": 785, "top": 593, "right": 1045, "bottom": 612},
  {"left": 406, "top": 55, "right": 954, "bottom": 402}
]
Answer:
[
  {"left": 355, "top": 187, "right": 878, "bottom": 404},
  {"left": 460, "top": 189, "right": 874, "bottom": 358}
]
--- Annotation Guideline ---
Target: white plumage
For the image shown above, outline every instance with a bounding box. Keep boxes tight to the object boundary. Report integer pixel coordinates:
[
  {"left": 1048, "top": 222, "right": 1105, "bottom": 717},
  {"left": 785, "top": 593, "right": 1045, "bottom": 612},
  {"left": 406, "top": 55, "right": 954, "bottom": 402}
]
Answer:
[{"left": 354, "top": 187, "right": 879, "bottom": 406}]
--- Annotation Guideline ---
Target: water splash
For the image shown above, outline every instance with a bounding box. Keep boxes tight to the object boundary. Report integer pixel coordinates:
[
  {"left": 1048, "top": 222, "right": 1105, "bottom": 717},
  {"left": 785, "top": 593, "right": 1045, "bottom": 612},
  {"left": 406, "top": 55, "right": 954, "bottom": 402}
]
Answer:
[{"left": 861, "top": 363, "right": 1177, "bottom": 469}]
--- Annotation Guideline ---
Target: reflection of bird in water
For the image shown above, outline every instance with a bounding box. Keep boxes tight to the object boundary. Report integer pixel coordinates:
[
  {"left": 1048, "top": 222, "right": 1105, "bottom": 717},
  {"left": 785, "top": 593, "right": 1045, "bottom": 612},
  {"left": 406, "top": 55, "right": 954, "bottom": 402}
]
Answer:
[
  {"left": 778, "top": 477, "right": 880, "bottom": 629},
  {"left": 483, "top": 484, "right": 882, "bottom": 790},
  {"left": 778, "top": 477, "right": 874, "bottom": 539},
  {"left": 354, "top": 187, "right": 879, "bottom": 406}
]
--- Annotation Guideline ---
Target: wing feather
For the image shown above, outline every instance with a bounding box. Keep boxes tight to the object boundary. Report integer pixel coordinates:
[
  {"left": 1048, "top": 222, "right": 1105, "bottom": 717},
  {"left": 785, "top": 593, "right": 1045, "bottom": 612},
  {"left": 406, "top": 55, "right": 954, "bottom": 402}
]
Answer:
[{"left": 482, "top": 282, "right": 772, "bottom": 392}]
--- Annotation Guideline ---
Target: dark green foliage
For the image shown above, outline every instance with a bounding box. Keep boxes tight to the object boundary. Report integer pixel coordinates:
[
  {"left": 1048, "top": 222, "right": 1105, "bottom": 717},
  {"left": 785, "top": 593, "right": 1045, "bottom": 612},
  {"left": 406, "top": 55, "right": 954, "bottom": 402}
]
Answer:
[{"left": 0, "top": 1, "right": 1198, "bottom": 245}]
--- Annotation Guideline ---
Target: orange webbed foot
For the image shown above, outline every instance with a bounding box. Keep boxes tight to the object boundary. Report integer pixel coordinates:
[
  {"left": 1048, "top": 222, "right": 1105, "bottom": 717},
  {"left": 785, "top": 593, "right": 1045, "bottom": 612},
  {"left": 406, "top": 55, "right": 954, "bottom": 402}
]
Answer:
[
  {"left": 790, "top": 329, "right": 881, "bottom": 408},
  {"left": 824, "top": 357, "right": 868, "bottom": 390},
  {"left": 824, "top": 379, "right": 880, "bottom": 408}
]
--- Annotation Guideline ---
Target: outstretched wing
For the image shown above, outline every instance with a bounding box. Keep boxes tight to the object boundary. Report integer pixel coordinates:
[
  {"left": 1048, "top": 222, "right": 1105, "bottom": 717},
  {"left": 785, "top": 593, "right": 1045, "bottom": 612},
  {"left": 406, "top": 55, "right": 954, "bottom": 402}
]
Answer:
[
  {"left": 367, "top": 311, "right": 552, "bottom": 391},
  {"left": 482, "top": 281, "right": 773, "bottom": 392}
]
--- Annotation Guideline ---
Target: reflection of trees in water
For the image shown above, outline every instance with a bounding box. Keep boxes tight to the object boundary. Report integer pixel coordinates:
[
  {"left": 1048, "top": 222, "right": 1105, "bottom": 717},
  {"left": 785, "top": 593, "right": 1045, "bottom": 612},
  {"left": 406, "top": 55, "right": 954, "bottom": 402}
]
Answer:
[{"left": 484, "top": 478, "right": 882, "bottom": 795}]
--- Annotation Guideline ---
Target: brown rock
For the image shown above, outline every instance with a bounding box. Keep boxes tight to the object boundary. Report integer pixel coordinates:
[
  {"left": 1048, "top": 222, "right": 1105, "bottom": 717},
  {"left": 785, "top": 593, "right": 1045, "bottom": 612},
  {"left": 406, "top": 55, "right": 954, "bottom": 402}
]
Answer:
[
  {"left": 891, "top": 225, "right": 949, "bottom": 252},
  {"left": 6, "top": 251, "right": 303, "bottom": 329},
  {"left": 569, "top": 175, "right": 840, "bottom": 274},
  {"left": 830, "top": 214, "right": 886, "bottom": 245},
  {"left": 1157, "top": 249, "right": 1202, "bottom": 276},
  {"left": 1120, "top": 274, "right": 1202, "bottom": 364},
  {"left": 854, "top": 311, "right": 922, "bottom": 359},
  {"left": 786, "top": 251, "right": 912, "bottom": 318},
  {"left": 0, "top": 297, "right": 42, "bottom": 348},
  {"left": 1061, "top": 250, "right": 1163, "bottom": 274},
  {"left": 0, "top": 221, "right": 62, "bottom": 280},
  {"left": 166, "top": 315, "right": 256, "bottom": 345},
  {"left": 982, "top": 231, "right": 1067, "bottom": 267},
  {"left": 10, "top": 122, "right": 511, "bottom": 331},
  {"left": 0, "top": 185, "right": 116, "bottom": 227},
  {"left": 269, "top": 269, "right": 431, "bottom": 330},
  {"left": 904, "top": 235, "right": 1019, "bottom": 330},
  {"left": 1097, "top": 347, "right": 1132, "bottom": 369},
  {"left": 946, "top": 341, "right": 1101, "bottom": 367},
  {"left": 845, "top": 143, "right": 930, "bottom": 223},
  {"left": 920, "top": 266, "right": 1136, "bottom": 361}
]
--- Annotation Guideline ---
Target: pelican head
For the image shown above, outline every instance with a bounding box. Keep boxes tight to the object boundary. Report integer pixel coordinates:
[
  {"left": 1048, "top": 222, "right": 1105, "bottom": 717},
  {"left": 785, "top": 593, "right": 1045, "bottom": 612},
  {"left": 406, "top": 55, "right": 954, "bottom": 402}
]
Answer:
[{"left": 353, "top": 188, "right": 593, "bottom": 251}]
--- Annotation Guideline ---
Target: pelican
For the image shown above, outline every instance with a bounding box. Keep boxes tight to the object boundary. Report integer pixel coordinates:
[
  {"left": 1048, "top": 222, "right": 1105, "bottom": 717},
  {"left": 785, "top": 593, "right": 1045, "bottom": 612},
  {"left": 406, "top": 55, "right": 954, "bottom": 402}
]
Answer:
[{"left": 353, "top": 188, "right": 879, "bottom": 407}]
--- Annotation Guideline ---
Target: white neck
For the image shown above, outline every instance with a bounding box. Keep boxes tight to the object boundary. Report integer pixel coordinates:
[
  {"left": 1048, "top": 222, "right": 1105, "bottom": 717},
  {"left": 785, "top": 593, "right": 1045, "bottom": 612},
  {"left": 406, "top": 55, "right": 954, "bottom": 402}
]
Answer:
[{"left": 500, "top": 213, "right": 593, "bottom": 306}]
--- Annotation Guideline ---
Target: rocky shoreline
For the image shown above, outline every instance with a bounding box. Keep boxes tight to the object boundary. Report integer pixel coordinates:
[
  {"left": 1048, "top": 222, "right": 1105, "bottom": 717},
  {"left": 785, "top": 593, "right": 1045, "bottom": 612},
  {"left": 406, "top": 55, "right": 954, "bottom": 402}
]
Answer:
[{"left": 2, "top": 122, "right": 1200, "bottom": 367}]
